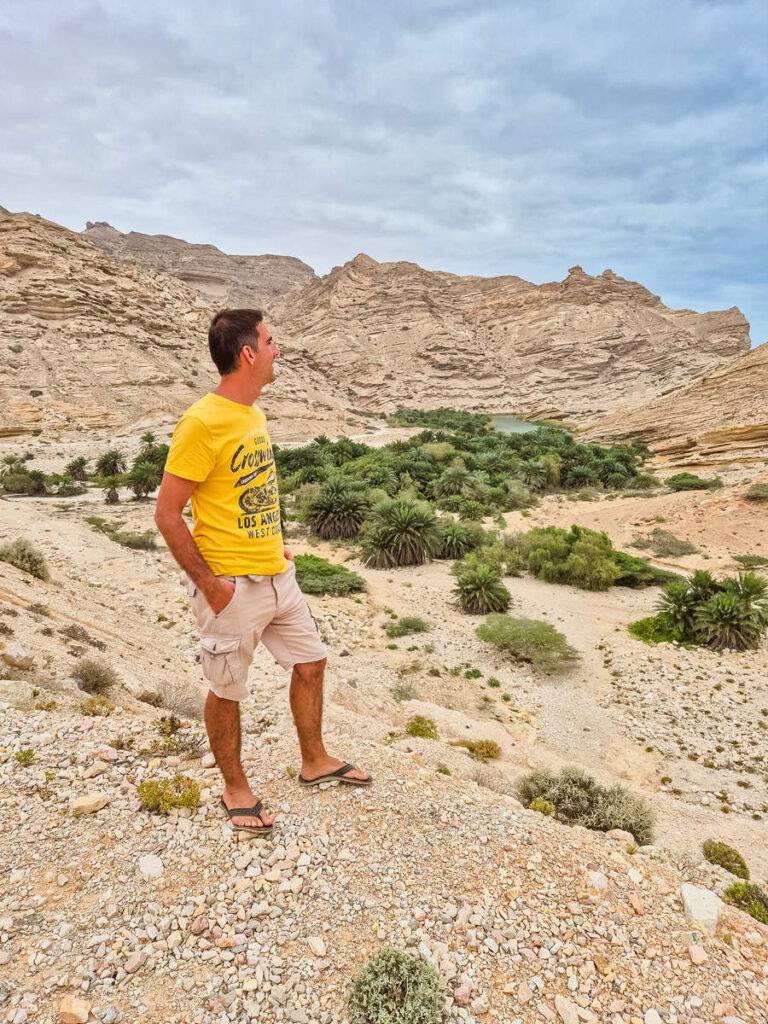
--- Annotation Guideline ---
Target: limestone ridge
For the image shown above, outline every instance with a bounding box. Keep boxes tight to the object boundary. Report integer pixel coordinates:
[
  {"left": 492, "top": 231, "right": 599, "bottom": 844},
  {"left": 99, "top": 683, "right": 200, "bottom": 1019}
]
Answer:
[
  {"left": 270, "top": 254, "right": 750, "bottom": 419},
  {"left": 82, "top": 221, "right": 318, "bottom": 309},
  {"left": 585, "top": 340, "right": 768, "bottom": 465},
  {"left": 0, "top": 209, "right": 340, "bottom": 439}
]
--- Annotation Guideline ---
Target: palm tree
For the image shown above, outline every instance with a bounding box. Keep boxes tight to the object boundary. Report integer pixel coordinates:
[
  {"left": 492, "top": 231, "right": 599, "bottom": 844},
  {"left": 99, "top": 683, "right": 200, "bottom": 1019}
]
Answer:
[
  {"left": 438, "top": 519, "right": 473, "bottom": 559},
  {"left": 694, "top": 591, "right": 765, "bottom": 651},
  {"left": 305, "top": 481, "right": 369, "bottom": 539},
  {"left": 361, "top": 499, "right": 442, "bottom": 568},
  {"left": 434, "top": 465, "right": 470, "bottom": 498},
  {"left": 453, "top": 564, "right": 512, "bottom": 614},
  {"left": 95, "top": 449, "right": 127, "bottom": 477},
  {"left": 656, "top": 580, "right": 695, "bottom": 637},
  {"left": 102, "top": 476, "right": 121, "bottom": 504},
  {"left": 129, "top": 459, "right": 163, "bottom": 499},
  {"left": 65, "top": 456, "right": 89, "bottom": 481},
  {"left": 519, "top": 459, "right": 546, "bottom": 490}
]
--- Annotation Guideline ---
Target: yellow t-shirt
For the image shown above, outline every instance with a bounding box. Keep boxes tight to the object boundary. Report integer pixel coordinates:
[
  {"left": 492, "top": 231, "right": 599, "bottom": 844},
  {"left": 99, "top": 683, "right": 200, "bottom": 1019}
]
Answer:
[{"left": 165, "top": 393, "right": 287, "bottom": 576}]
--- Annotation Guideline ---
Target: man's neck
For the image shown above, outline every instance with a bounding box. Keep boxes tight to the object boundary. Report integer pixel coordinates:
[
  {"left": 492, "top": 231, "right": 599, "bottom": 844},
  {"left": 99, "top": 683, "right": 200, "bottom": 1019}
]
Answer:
[{"left": 214, "top": 375, "right": 262, "bottom": 406}]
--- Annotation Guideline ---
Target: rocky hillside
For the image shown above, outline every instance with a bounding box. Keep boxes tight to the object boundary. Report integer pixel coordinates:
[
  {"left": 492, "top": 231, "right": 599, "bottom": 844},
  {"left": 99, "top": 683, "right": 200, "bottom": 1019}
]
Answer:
[
  {"left": 82, "top": 222, "right": 318, "bottom": 309},
  {"left": 584, "top": 341, "right": 768, "bottom": 466},
  {"left": 0, "top": 209, "right": 348, "bottom": 440},
  {"left": 271, "top": 254, "right": 750, "bottom": 419}
]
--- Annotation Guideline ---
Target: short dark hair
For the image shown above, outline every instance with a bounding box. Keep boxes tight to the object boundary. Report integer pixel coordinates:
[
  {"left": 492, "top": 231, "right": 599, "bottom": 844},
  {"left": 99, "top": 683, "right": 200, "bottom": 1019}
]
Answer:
[{"left": 208, "top": 308, "right": 263, "bottom": 375}]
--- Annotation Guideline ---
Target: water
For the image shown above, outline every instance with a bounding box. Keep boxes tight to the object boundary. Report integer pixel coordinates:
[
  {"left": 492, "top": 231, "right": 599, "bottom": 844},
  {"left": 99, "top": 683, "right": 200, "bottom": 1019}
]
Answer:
[{"left": 490, "top": 415, "right": 537, "bottom": 435}]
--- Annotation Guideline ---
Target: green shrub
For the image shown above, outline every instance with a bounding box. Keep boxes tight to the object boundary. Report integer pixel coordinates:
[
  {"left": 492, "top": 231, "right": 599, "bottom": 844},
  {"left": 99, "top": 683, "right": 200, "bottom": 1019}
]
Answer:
[
  {"left": 53, "top": 474, "right": 86, "bottom": 497},
  {"left": 744, "top": 483, "right": 768, "bottom": 503},
  {"left": 305, "top": 480, "right": 369, "bottom": 539},
  {"left": 723, "top": 881, "right": 768, "bottom": 925},
  {"left": 702, "top": 840, "right": 749, "bottom": 880},
  {"left": 294, "top": 554, "right": 365, "bottom": 596},
  {"left": 515, "top": 765, "right": 655, "bottom": 844},
  {"left": 361, "top": 500, "right": 442, "bottom": 569},
  {"left": 137, "top": 773, "right": 201, "bottom": 814},
  {"left": 64, "top": 456, "right": 88, "bottom": 481},
  {"left": 72, "top": 657, "right": 119, "bottom": 694},
  {"left": 437, "top": 519, "right": 473, "bottom": 559},
  {"left": 693, "top": 590, "right": 767, "bottom": 651},
  {"left": 513, "top": 525, "right": 622, "bottom": 591},
  {"left": 453, "top": 564, "right": 512, "bottom": 614},
  {"left": 628, "top": 614, "right": 681, "bottom": 645},
  {"left": 346, "top": 945, "right": 444, "bottom": 1024},
  {"left": 128, "top": 457, "right": 163, "bottom": 499},
  {"left": 384, "top": 616, "right": 429, "bottom": 638},
  {"left": 450, "top": 738, "right": 501, "bottom": 761},
  {"left": 733, "top": 554, "right": 768, "bottom": 569},
  {"left": 14, "top": 748, "right": 35, "bottom": 766},
  {"left": 405, "top": 716, "right": 439, "bottom": 740},
  {"left": 665, "top": 472, "right": 722, "bottom": 492},
  {"left": 631, "top": 528, "right": 698, "bottom": 557},
  {"left": 613, "top": 551, "right": 678, "bottom": 588},
  {"left": 0, "top": 537, "right": 50, "bottom": 581},
  {"left": 0, "top": 470, "right": 48, "bottom": 495},
  {"left": 529, "top": 797, "right": 555, "bottom": 815},
  {"left": 476, "top": 613, "right": 578, "bottom": 674},
  {"left": 85, "top": 516, "right": 157, "bottom": 550}
]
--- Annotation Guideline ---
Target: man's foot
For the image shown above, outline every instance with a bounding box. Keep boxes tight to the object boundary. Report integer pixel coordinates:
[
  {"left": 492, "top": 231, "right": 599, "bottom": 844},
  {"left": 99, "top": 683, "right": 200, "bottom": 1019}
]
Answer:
[
  {"left": 221, "top": 787, "right": 274, "bottom": 830},
  {"left": 299, "top": 756, "right": 372, "bottom": 786}
]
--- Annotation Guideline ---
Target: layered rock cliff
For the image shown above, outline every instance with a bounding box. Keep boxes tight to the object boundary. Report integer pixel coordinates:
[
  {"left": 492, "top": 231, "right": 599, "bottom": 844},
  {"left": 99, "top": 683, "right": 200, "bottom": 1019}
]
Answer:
[
  {"left": 0, "top": 210, "right": 343, "bottom": 439},
  {"left": 584, "top": 340, "right": 768, "bottom": 465},
  {"left": 82, "top": 221, "right": 317, "bottom": 309},
  {"left": 271, "top": 254, "right": 750, "bottom": 419}
]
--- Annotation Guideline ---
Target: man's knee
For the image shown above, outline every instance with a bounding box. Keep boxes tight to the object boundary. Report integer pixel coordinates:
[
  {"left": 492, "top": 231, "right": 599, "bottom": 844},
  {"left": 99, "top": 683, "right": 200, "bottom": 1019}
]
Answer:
[{"left": 292, "top": 658, "right": 326, "bottom": 683}]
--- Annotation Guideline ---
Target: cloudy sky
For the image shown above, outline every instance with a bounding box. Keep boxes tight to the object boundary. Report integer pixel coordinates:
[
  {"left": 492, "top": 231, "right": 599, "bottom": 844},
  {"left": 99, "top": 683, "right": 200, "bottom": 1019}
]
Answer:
[{"left": 2, "top": 0, "right": 766, "bottom": 345}]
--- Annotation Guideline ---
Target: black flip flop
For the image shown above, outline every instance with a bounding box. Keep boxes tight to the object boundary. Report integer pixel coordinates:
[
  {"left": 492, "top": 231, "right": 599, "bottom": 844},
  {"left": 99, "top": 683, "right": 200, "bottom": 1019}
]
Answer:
[
  {"left": 220, "top": 797, "right": 273, "bottom": 835},
  {"left": 298, "top": 762, "right": 373, "bottom": 787}
]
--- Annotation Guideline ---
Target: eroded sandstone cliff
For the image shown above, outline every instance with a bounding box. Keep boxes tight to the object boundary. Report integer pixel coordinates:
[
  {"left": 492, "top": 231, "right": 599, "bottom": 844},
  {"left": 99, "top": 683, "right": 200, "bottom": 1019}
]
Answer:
[
  {"left": 82, "top": 221, "right": 317, "bottom": 309},
  {"left": 271, "top": 254, "right": 750, "bottom": 419}
]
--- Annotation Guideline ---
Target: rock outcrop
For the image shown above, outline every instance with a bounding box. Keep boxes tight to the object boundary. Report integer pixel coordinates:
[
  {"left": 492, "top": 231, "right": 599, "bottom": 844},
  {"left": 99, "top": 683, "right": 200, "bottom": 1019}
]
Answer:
[
  {"left": 0, "top": 209, "right": 346, "bottom": 439},
  {"left": 82, "top": 221, "right": 317, "bottom": 308},
  {"left": 271, "top": 254, "right": 750, "bottom": 419},
  {"left": 584, "top": 340, "right": 768, "bottom": 465}
]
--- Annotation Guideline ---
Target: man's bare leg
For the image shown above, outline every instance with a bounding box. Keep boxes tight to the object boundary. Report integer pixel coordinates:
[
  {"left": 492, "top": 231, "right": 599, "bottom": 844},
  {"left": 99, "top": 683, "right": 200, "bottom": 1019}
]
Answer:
[
  {"left": 204, "top": 690, "right": 273, "bottom": 827},
  {"left": 289, "top": 658, "right": 370, "bottom": 782}
]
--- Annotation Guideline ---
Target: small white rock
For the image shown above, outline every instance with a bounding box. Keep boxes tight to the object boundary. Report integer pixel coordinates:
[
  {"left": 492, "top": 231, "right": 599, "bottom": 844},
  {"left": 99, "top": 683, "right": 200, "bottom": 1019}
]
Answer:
[{"left": 137, "top": 854, "right": 164, "bottom": 881}]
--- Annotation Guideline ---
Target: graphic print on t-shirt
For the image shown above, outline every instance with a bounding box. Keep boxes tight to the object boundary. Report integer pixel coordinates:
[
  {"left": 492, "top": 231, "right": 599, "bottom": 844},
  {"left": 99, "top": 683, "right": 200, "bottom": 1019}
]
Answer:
[{"left": 230, "top": 430, "right": 282, "bottom": 539}]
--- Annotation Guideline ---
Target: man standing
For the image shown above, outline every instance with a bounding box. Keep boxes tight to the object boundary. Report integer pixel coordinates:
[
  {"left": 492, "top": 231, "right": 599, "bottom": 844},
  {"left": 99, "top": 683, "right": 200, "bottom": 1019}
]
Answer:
[{"left": 155, "top": 309, "right": 370, "bottom": 836}]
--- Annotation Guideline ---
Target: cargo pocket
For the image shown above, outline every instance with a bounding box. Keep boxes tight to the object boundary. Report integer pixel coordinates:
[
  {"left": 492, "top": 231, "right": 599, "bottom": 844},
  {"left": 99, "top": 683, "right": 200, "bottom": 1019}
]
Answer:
[{"left": 200, "top": 635, "right": 241, "bottom": 687}]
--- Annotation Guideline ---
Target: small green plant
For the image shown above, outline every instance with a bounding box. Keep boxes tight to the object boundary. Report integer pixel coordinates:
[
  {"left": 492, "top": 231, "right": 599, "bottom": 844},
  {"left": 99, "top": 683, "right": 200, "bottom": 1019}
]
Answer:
[
  {"left": 405, "top": 716, "right": 439, "bottom": 740},
  {"left": 723, "top": 881, "right": 768, "bottom": 925},
  {"left": 384, "top": 616, "right": 429, "bottom": 638},
  {"left": 515, "top": 765, "right": 655, "bottom": 844},
  {"left": 14, "top": 748, "right": 35, "bottom": 766},
  {"left": 346, "top": 945, "right": 444, "bottom": 1024},
  {"left": 476, "top": 613, "right": 578, "bottom": 674},
  {"left": 79, "top": 696, "right": 114, "bottom": 716},
  {"left": 392, "top": 682, "right": 417, "bottom": 703},
  {"left": 0, "top": 537, "right": 50, "bottom": 581},
  {"left": 35, "top": 699, "right": 57, "bottom": 711},
  {"left": 529, "top": 797, "right": 555, "bottom": 815},
  {"left": 285, "top": 765, "right": 297, "bottom": 779},
  {"left": 464, "top": 668, "right": 482, "bottom": 679},
  {"left": 486, "top": 676, "right": 501, "bottom": 688},
  {"left": 436, "top": 765, "right": 451, "bottom": 776},
  {"left": 702, "top": 840, "right": 749, "bottom": 879},
  {"left": 453, "top": 563, "right": 512, "bottom": 614},
  {"left": 733, "top": 554, "right": 768, "bottom": 569},
  {"left": 628, "top": 614, "right": 681, "bottom": 645},
  {"left": 744, "top": 483, "right": 768, "bottom": 503},
  {"left": 631, "top": 528, "right": 698, "bottom": 557},
  {"left": 72, "top": 657, "right": 118, "bottom": 694},
  {"left": 665, "top": 472, "right": 722, "bottom": 492},
  {"left": 137, "top": 773, "right": 201, "bottom": 814},
  {"left": 294, "top": 554, "right": 365, "bottom": 596},
  {"left": 450, "top": 738, "right": 501, "bottom": 761}
]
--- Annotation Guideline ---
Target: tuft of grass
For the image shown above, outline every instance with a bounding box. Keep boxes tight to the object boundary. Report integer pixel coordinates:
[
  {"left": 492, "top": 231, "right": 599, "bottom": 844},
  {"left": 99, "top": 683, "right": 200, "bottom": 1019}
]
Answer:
[
  {"left": 436, "top": 765, "right": 451, "bottom": 776},
  {"left": 72, "top": 657, "right": 118, "bottom": 694},
  {"left": 744, "top": 484, "right": 768, "bottom": 503},
  {"left": 346, "top": 945, "right": 444, "bottom": 1024},
  {"left": 384, "top": 616, "right": 429, "bottom": 638},
  {"left": 14, "top": 748, "right": 35, "bottom": 766},
  {"left": 702, "top": 840, "right": 749, "bottom": 880},
  {"left": 79, "top": 696, "right": 114, "bottom": 716},
  {"left": 0, "top": 537, "right": 50, "bottom": 580},
  {"left": 137, "top": 773, "right": 201, "bottom": 814},
  {"left": 628, "top": 614, "right": 681, "bottom": 645},
  {"left": 631, "top": 528, "right": 698, "bottom": 557},
  {"left": 733, "top": 553, "right": 768, "bottom": 569},
  {"left": 476, "top": 613, "right": 579, "bottom": 674},
  {"left": 665, "top": 473, "right": 722, "bottom": 492},
  {"left": 529, "top": 797, "right": 555, "bottom": 816},
  {"left": 515, "top": 765, "right": 655, "bottom": 844},
  {"left": 405, "top": 716, "right": 439, "bottom": 740},
  {"left": 392, "top": 682, "right": 417, "bottom": 703},
  {"left": 85, "top": 517, "right": 157, "bottom": 550},
  {"left": 450, "top": 738, "right": 501, "bottom": 762}
]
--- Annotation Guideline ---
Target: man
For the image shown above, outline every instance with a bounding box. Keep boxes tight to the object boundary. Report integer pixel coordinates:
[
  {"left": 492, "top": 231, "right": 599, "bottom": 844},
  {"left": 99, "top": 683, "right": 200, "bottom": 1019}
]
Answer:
[{"left": 155, "top": 309, "right": 371, "bottom": 836}]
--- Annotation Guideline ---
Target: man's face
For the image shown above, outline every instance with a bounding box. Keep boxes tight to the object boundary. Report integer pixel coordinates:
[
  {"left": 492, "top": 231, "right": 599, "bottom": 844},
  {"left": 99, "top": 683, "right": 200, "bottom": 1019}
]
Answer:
[{"left": 243, "top": 322, "right": 279, "bottom": 385}]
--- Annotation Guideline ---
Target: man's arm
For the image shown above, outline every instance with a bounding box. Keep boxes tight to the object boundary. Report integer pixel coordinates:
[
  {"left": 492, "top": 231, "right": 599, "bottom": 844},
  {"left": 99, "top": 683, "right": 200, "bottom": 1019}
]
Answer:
[{"left": 155, "top": 471, "right": 234, "bottom": 614}]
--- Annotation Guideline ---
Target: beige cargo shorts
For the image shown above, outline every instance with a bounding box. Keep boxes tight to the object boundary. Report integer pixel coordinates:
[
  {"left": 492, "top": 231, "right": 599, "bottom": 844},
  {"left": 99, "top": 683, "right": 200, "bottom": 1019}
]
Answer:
[{"left": 187, "top": 561, "right": 327, "bottom": 702}]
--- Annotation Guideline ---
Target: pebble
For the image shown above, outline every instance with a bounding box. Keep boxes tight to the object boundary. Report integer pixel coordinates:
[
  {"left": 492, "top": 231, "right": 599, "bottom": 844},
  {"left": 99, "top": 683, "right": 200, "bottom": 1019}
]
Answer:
[
  {"left": 137, "top": 854, "right": 164, "bottom": 880},
  {"left": 69, "top": 793, "right": 110, "bottom": 816},
  {"left": 58, "top": 995, "right": 91, "bottom": 1023}
]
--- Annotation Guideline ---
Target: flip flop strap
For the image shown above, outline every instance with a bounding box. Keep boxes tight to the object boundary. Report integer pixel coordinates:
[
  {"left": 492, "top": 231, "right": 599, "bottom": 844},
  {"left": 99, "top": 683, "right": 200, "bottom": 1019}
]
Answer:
[
  {"left": 332, "top": 763, "right": 355, "bottom": 778},
  {"left": 225, "top": 800, "right": 264, "bottom": 818}
]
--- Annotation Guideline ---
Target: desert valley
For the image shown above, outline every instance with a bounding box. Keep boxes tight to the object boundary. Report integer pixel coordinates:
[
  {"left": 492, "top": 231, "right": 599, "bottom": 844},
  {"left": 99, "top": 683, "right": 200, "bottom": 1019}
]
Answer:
[{"left": 1, "top": 208, "right": 767, "bottom": 1024}]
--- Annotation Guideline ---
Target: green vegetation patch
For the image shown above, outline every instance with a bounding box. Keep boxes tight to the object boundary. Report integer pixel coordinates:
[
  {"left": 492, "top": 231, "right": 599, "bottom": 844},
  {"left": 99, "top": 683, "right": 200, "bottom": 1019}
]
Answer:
[
  {"left": 85, "top": 516, "right": 157, "bottom": 550},
  {"left": 405, "top": 716, "right": 439, "bottom": 740},
  {"left": 137, "top": 773, "right": 201, "bottom": 814},
  {"left": 515, "top": 765, "right": 655, "bottom": 844},
  {"left": 702, "top": 839, "right": 749, "bottom": 880},
  {"left": 631, "top": 528, "right": 698, "bottom": 557},
  {"left": 665, "top": 472, "right": 722, "bottom": 492},
  {"left": 0, "top": 537, "right": 50, "bottom": 581},
  {"left": 449, "top": 738, "right": 501, "bottom": 762},
  {"left": 384, "top": 616, "right": 429, "bottom": 638},
  {"left": 72, "top": 657, "right": 119, "bottom": 694},
  {"left": 723, "top": 881, "right": 768, "bottom": 925},
  {"left": 346, "top": 945, "right": 444, "bottom": 1024},
  {"left": 294, "top": 554, "right": 365, "bottom": 596},
  {"left": 477, "top": 613, "right": 578, "bottom": 674},
  {"left": 744, "top": 483, "right": 768, "bottom": 503}
]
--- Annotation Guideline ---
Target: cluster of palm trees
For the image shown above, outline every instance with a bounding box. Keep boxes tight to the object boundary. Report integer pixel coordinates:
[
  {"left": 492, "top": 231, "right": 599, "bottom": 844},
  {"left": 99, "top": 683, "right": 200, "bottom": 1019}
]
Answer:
[{"left": 656, "top": 569, "right": 768, "bottom": 651}]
